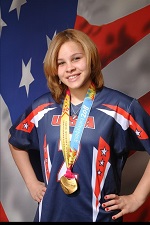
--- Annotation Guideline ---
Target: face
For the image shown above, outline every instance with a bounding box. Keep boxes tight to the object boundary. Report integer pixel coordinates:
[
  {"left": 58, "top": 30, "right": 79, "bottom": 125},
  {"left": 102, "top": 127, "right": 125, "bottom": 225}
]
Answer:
[{"left": 57, "top": 41, "right": 91, "bottom": 90}]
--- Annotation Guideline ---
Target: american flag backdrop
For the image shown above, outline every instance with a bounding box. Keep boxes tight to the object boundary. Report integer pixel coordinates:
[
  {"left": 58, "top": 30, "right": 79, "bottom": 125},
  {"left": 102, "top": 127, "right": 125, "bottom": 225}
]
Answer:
[{"left": 0, "top": 0, "right": 150, "bottom": 222}]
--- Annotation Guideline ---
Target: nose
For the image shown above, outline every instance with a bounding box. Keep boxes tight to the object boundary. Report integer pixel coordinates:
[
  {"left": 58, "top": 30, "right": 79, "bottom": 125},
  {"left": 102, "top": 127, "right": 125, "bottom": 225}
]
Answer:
[{"left": 66, "top": 62, "right": 75, "bottom": 73}]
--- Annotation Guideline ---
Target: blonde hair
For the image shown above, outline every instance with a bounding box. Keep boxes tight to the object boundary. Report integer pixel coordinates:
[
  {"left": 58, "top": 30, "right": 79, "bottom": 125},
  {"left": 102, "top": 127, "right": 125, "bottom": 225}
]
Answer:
[{"left": 44, "top": 29, "right": 104, "bottom": 103}]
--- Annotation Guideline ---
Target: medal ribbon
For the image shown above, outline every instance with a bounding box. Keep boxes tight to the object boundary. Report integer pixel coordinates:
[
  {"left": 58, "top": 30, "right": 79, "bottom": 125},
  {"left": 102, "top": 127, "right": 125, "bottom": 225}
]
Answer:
[{"left": 60, "top": 83, "right": 96, "bottom": 179}]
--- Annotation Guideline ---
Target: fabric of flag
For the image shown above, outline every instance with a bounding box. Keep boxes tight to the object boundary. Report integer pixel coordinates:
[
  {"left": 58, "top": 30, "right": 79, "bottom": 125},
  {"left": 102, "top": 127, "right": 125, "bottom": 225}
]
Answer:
[{"left": 0, "top": 0, "right": 150, "bottom": 222}]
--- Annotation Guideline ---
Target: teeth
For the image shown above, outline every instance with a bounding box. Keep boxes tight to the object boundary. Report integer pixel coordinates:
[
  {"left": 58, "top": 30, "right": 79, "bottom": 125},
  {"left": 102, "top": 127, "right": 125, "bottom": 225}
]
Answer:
[{"left": 68, "top": 75, "right": 77, "bottom": 79}]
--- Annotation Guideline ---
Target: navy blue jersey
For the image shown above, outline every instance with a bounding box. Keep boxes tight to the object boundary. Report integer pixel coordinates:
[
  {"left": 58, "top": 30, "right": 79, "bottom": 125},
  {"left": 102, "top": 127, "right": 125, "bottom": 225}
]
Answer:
[{"left": 9, "top": 86, "right": 150, "bottom": 222}]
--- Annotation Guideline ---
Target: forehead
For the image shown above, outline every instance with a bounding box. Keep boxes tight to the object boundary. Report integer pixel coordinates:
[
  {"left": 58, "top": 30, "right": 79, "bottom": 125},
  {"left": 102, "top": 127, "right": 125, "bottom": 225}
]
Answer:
[{"left": 58, "top": 41, "right": 84, "bottom": 56}]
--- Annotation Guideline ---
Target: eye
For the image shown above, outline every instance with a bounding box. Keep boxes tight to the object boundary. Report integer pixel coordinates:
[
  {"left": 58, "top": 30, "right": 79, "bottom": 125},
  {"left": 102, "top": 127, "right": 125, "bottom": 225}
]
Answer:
[
  {"left": 73, "top": 56, "right": 81, "bottom": 61},
  {"left": 58, "top": 61, "right": 65, "bottom": 66}
]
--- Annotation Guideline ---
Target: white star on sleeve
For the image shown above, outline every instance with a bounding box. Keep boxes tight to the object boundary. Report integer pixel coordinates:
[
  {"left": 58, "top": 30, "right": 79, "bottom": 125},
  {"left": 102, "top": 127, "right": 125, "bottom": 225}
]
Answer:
[
  {"left": 19, "top": 59, "right": 34, "bottom": 97},
  {"left": 9, "top": 0, "right": 27, "bottom": 19},
  {"left": 135, "top": 129, "right": 141, "bottom": 137},
  {"left": 23, "top": 123, "right": 29, "bottom": 130},
  {"left": 0, "top": 8, "right": 7, "bottom": 37},
  {"left": 101, "top": 147, "right": 107, "bottom": 156}
]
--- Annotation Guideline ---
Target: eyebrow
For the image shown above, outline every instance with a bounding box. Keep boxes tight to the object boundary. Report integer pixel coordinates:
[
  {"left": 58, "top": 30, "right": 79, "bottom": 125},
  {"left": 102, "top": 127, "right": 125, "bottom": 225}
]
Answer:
[{"left": 57, "top": 53, "right": 84, "bottom": 60}]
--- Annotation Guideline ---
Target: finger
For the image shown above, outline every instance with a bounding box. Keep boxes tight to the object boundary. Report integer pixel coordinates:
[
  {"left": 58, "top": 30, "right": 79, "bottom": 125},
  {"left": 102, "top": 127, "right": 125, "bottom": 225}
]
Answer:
[
  {"left": 42, "top": 187, "right": 47, "bottom": 193},
  {"left": 41, "top": 190, "right": 46, "bottom": 196},
  {"left": 104, "top": 204, "right": 121, "bottom": 212},
  {"left": 34, "top": 195, "right": 42, "bottom": 203},
  {"left": 112, "top": 211, "right": 123, "bottom": 220},
  {"left": 102, "top": 199, "right": 119, "bottom": 208},
  {"left": 104, "top": 194, "right": 117, "bottom": 200}
]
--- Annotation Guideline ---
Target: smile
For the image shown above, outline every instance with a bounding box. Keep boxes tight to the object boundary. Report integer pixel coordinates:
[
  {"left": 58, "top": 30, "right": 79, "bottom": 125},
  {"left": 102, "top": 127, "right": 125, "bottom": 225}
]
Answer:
[{"left": 68, "top": 75, "right": 78, "bottom": 80}]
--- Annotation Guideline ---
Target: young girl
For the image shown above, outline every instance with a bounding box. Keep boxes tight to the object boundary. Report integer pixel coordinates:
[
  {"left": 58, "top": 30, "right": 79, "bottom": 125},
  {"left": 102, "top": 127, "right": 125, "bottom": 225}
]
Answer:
[{"left": 8, "top": 29, "right": 150, "bottom": 222}]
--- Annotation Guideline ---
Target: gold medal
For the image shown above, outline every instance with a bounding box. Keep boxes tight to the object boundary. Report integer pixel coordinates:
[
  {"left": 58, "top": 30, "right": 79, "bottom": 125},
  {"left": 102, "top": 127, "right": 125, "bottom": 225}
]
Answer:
[{"left": 60, "top": 175, "right": 78, "bottom": 194}]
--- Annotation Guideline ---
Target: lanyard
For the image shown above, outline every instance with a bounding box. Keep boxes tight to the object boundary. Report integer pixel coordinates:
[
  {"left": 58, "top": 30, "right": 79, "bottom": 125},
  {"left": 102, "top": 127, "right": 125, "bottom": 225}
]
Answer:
[
  {"left": 60, "top": 83, "right": 96, "bottom": 194},
  {"left": 60, "top": 83, "right": 96, "bottom": 170}
]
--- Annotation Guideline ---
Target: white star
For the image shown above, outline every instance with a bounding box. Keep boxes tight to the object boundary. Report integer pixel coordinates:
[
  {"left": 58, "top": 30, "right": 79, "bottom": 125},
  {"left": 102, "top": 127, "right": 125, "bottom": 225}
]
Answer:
[
  {"left": 99, "top": 159, "right": 105, "bottom": 166},
  {"left": 19, "top": 59, "right": 34, "bottom": 97},
  {"left": 46, "top": 35, "right": 51, "bottom": 49},
  {"left": 46, "top": 30, "right": 57, "bottom": 48},
  {"left": 97, "top": 169, "right": 102, "bottom": 175},
  {"left": 0, "top": 8, "right": 7, "bottom": 37},
  {"left": 135, "top": 129, "right": 141, "bottom": 137},
  {"left": 44, "top": 31, "right": 57, "bottom": 62},
  {"left": 9, "top": 0, "right": 27, "bottom": 19},
  {"left": 23, "top": 123, "right": 28, "bottom": 130},
  {"left": 101, "top": 147, "right": 107, "bottom": 156}
]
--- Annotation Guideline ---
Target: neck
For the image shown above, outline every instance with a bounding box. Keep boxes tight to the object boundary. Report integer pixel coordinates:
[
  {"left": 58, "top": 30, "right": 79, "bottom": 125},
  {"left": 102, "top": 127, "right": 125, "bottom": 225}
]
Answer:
[{"left": 70, "top": 81, "right": 92, "bottom": 105}]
